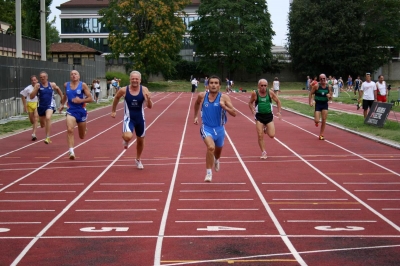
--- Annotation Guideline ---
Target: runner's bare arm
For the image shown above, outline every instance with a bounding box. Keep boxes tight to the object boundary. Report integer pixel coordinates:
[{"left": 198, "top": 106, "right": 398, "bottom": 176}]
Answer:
[
  {"left": 143, "top": 86, "right": 153, "bottom": 109},
  {"left": 221, "top": 94, "right": 236, "bottom": 117},
  {"left": 111, "top": 86, "right": 126, "bottom": 118},
  {"left": 30, "top": 83, "right": 40, "bottom": 100},
  {"left": 270, "top": 89, "right": 282, "bottom": 118},
  {"left": 248, "top": 91, "right": 257, "bottom": 114},
  {"left": 194, "top": 92, "right": 205, "bottom": 124}
]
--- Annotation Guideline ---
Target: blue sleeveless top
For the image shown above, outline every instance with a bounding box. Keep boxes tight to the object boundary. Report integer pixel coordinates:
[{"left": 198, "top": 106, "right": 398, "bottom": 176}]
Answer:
[
  {"left": 123, "top": 85, "right": 145, "bottom": 121},
  {"left": 201, "top": 92, "right": 226, "bottom": 128},
  {"left": 38, "top": 82, "right": 55, "bottom": 107},
  {"left": 66, "top": 82, "right": 85, "bottom": 110}
]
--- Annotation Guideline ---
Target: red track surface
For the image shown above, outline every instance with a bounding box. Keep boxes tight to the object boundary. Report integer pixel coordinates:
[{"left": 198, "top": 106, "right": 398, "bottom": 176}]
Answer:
[{"left": 0, "top": 92, "right": 399, "bottom": 265}]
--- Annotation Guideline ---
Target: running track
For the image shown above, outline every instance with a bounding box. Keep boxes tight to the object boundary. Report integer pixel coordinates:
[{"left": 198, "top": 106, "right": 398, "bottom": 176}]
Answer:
[{"left": 0, "top": 92, "right": 399, "bottom": 265}]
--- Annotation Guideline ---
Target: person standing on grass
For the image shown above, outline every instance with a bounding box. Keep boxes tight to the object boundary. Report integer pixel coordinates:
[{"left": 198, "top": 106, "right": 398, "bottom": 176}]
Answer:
[
  {"left": 111, "top": 71, "right": 152, "bottom": 169},
  {"left": 248, "top": 79, "right": 282, "bottom": 159},
  {"left": 359, "top": 72, "right": 376, "bottom": 118},
  {"left": 309, "top": 74, "right": 332, "bottom": 140},
  {"left": 30, "top": 71, "right": 63, "bottom": 144},
  {"left": 194, "top": 75, "right": 236, "bottom": 182},
  {"left": 58, "top": 70, "right": 92, "bottom": 160},
  {"left": 20, "top": 75, "right": 39, "bottom": 141},
  {"left": 376, "top": 75, "right": 387, "bottom": 103},
  {"left": 272, "top": 77, "right": 280, "bottom": 96}
]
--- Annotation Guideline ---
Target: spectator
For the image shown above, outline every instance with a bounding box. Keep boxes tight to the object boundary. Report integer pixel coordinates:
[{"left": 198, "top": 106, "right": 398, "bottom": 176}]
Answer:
[{"left": 6, "top": 25, "right": 14, "bottom": 35}]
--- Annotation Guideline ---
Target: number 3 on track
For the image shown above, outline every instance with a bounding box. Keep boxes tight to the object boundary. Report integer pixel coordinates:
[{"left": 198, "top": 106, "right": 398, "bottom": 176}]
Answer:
[{"left": 315, "top": 226, "right": 364, "bottom": 231}]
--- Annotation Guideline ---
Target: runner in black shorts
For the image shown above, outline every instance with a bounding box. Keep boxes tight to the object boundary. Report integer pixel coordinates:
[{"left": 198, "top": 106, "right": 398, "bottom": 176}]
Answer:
[
  {"left": 309, "top": 73, "right": 332, "bottom": 140},
  {"left": 248, "top": 79, "right": 282, "bottom": 159}
]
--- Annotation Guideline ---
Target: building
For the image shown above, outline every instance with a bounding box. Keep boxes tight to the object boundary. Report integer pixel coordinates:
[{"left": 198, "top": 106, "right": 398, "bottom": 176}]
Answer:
[{"left": 49, "top": 42, "right": 102, "bottom": 65}]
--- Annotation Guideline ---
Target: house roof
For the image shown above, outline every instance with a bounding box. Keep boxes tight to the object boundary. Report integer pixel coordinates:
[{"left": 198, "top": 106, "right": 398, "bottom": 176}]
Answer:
[
  {"left": 49, "top": 42, "right": 102, "bottom": 54},
  {"left": 59, "top": 0, "right": 200, "bottom": 8}
]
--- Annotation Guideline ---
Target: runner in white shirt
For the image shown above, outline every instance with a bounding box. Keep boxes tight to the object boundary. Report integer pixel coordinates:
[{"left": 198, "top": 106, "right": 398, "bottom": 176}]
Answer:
[
  {"left": 359, "top": 73, "right": 376, "bottom": 118},
  {"left": 20, "top": 75, "right": 39, "bottom": 140},
  {"left": 273, "top": 77, "right": 280, "bottom": 96}
]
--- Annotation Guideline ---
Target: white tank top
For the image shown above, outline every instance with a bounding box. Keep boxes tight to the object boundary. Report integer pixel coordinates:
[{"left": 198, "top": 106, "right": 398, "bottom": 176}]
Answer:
[
  {"left": 376, "top": 81, "right": 386, "bottom": 96},
  {"left": 273, "top": 81, "right": 279, "bottom": 90}
]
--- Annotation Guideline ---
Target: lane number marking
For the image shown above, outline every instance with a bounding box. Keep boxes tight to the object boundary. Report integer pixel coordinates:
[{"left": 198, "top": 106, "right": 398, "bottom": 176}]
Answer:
[
  {"left": 315, "top": 226, "right": 365, "bottom": 231},
  {"left": 80, "top": 227, "right": 129, "bottom": 232},
  {"left": 197, "top": 226, "right": 246, "bottom": 231}
]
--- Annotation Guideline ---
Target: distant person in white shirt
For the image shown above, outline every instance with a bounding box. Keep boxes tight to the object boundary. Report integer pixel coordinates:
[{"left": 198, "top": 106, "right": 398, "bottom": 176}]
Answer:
[
  {"left": 273, "top": 77, "right": 280, "bottom": 96},
  {"left": 191, "top": 78, "right": 198, "bottom": 93},
  {"left": 94, "top": 80, "right": 101, "bottom": 103},
  {"left": 20, "top": 75, "right": 39, "bottom": 141},
  {"left": 359, "top": 73, "right": 376, "bottom": 118}
]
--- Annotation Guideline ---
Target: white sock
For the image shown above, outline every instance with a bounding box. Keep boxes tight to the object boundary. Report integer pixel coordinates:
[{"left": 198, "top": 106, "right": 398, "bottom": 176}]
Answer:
[
  {"left": 206, "top": 169, "right": 212, "bottom": 175},
  {"left": 69, "top": 148, "right": 74, "bottom": 153}
]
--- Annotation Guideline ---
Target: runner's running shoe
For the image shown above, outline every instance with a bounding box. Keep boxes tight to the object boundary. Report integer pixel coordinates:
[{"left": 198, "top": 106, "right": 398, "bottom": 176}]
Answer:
[
  {"left": 214, "top": 159, "right": 220, "bottom": 172},
  {"left": 135, "top": 159, "right": 144, "bottom": 169},
  {"left": 204, "top": 174, "right": 212, "bottom": 182},
  {"left": 319, "top": 135, "right": 325, "bottom": 140},
  {"left": 69, "top": 152, "right": 75, "bottom": 160},
  {"left": 44, "top": 137, "right": 51, "bottom": 144},
  {"left": 260, "top": 151, "right": 268, "bottom": 159}
]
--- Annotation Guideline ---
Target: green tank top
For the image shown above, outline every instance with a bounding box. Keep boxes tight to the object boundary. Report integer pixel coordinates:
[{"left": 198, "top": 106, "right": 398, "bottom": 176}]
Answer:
[
  {"left": 255, "top": 90, "right": 272, "bottom": 114},
  {"left": 314, "top": 85, "right": 329, "bottom": 102}
]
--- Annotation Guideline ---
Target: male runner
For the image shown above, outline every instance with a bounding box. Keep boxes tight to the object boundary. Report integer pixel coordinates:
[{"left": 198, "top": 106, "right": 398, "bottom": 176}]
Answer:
[
  {"left": 248, "top": 79, "right": 282, "bottom": 159},
  {"left": 59, "top": 70, "right": 93, "bottom": 159},
  {"left": 194, "top": 75, "right": 236, "bottom": 182},
  {"left": 30, "top": 71, "right": 63, "bottom": 144},
  {"left": 20, "top": 75, "right": 39, "bottom": 140},
  {"left": 111, "top": 71, "right": 152, "bottom": 169}
]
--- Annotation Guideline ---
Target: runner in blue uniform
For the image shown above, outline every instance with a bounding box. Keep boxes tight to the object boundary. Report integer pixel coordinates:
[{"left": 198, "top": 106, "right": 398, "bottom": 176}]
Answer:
[
  {"left": 111, "top": 71, "right": 153, "bottom": 169},
  {"left": 59, "top": 70, "right": 92, "bottom": 159},
  {"left": 194, "top": 75, "right": 236, "bottom": 182},
  {"left": 30, "top": 71, "right": 63, "bottom": 144}
]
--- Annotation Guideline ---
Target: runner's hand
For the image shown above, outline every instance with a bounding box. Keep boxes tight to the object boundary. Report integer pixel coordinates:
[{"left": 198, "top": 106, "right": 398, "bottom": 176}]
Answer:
[{"left": 194, "top": 117, "right": 198, "bottom": 125}]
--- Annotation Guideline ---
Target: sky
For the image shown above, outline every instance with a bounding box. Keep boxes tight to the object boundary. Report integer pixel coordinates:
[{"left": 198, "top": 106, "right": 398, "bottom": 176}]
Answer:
[{"left": 49, "top": 0, "right": 290, "bottom": 46}]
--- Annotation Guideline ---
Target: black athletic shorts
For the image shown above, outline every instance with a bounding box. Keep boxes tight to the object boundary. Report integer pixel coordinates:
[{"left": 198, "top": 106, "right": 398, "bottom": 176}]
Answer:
[
  {"left": 315, "top": 100, "right": 328, "bottom": 112},
  {"left": 362, "top": 99, "right": 374, "bottom": 110},
  {"left": 255, "top": 112, "right": 273, "bottom": 125}
]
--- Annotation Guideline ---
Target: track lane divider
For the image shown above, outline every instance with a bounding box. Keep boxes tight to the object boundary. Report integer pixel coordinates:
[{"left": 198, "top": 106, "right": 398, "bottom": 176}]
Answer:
[{"left": 154, "top": 94, "right": 194, "bottom": 265}]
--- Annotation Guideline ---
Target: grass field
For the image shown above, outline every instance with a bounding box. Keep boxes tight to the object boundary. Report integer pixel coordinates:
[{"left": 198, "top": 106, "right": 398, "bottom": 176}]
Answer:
[{"left": 1, "top": 81, "right": 399, "bottom": 145}]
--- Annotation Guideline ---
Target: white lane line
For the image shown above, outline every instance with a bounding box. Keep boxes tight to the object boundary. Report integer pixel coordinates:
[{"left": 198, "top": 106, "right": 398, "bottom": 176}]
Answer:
[
  {"left": 382, "top": 208, "right": 400, "bottom": 211},
  {"left": 85, "top": 199, "right": 160, "bottom": 202},
  {"left": 355, "top": 190, "right": 400, "bottom": 192},
  {"left": 267, "top": 190, "right": 336, "bottom": 192},
  {"left": 279, "top": 209, "right": 361, "bottom": 211},
  {"left": 75, "top": 209, "right": 157, "bottom": 212},
  {"left": 19, "top": 183, "right": 84, "bottom": 186},
  {"left": 6, "top": 191, "right": 76, "bottom": 193},
  {"left": 0, "top": 222, "right": 41, "bottom": 224},
  {"left": 100, "top": 183, "right": 165, "bottom": 185},
  {"left": 273, "top": 199, "right": 348, "bottom": 201},
  {"left": 0, "top": 210, "right": 55, "bottom": 212},
  {"left": 177, "top": 209, "right": 259, "bottom": 211},
  {"left": 179, "top": 190, "right": 249, "bottom": 192},
  {"left": 180, "top": 183, "right": 246, "bottom": 185},
  {"left": 64, "top": 221, "right": 153, "bottom": 224},
  {"left": 0, "top": 200, "right": 66, "bottom": 202},
  {"left": 288, "top": 220, "right": 377, "bottom": 223},
  {"left": 175, "top": 220, "right": 265, "bottom": 223},
  {"left": 368, "top": 199, "right": 400, "bottom": 201},
  {"left": 154, "top": 93, "right": 193, "bottom": 266},
  {"left": 10, "top": 93, "right": 181, "bottom": 266},
  {"left": 179, "top": 199, "right": 254, "bottom": 201},
  {"left": 345, "top": 182, "right": 400, "bottom": 184},
  {"left": 263, "top": 183, "right": 327, "bottom": 185},
  {"left": 93, "top": 190, "right": 162, "bottom": 193},
  {"left": 224, "top": 131, "right": 306, "bottom": 266}
]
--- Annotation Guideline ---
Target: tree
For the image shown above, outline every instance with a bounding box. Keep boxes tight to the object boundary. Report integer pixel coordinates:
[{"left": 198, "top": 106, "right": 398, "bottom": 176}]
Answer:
[
  {"left": 99, "top": 0, "right": 191, "bottom": 81},
  {"left": 288, "top": 0, "right": 400, "bottom": 78},
  {"left": 22, "top": 0, "right": 53, "bottom": 39},
  {"left": 0, "top": 0, "right": 15, "bottom": 27},
  {"left": 47, "top": 16, "right": 60, "bottom": 49},
  {"left": 189, "top": 0, "right": 275, "bottom": 78}
]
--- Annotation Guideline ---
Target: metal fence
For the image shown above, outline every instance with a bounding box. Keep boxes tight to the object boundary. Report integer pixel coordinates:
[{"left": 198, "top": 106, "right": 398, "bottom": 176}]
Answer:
[
  {"left": 0, "top": 33, "right": 41, "bottom": 58},
  {"left": 0, "top": 55, "right": 105, "bottom": 119}
]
